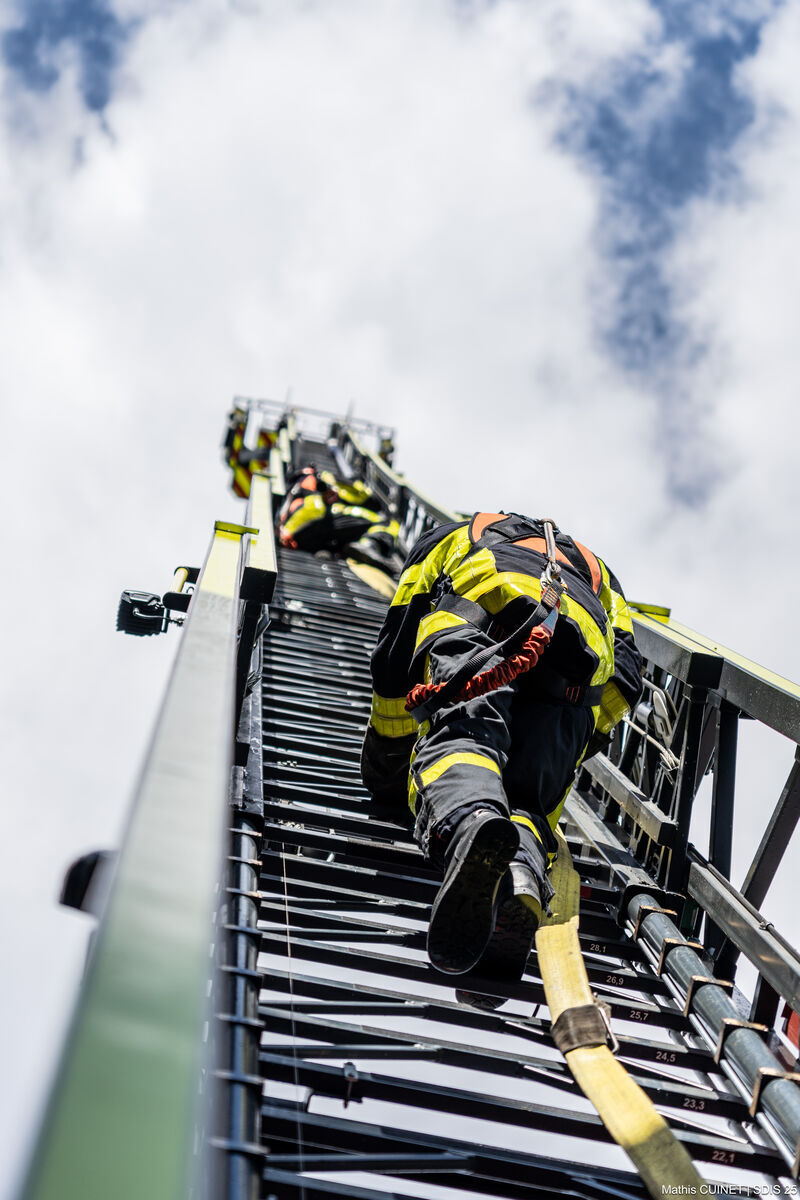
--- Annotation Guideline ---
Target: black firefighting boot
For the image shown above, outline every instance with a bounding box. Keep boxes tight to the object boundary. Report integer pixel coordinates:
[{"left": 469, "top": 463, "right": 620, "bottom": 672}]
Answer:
[
  {"left": 481, "top": 861, "right": 543, "bottom": 978},
  {"left": 456, "top": 863, "right": 544, "bottom": 1008},
  {"left": 427, "top": 809, "right": 519, "bottom": 975}
]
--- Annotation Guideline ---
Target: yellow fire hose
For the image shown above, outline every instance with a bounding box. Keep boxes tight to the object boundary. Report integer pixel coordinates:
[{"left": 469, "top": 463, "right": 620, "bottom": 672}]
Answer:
[{"left": 536, "top": 830, "right": 704, "bottom": 1197}]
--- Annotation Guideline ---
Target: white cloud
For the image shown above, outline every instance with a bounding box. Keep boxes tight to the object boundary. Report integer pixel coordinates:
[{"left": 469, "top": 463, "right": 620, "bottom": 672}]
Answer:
[
  {"left": 658, "top": 2, "right": 800, "bottom": 663},
  {"left": 629, "top": 2, "right": 800, "bottom": 934}
]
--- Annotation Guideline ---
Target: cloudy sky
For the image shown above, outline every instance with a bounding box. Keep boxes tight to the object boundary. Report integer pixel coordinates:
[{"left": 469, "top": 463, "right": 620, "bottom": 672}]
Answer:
[{"left": 2, "top": 0, "right": 800, "bottom": 1186}]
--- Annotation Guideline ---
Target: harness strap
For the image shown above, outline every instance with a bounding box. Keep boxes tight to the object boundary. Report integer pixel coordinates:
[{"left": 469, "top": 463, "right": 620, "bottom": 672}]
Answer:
[
  {"left": 406, "top": 592, "right": 559, "bottom": 721},
  {"left": 412, "top": 591, "right": 594, "bottom": 711},
  {"left": 469, "top": 512, "right": 547, "bottom": 552},
  {"left": 433, "top": 592, "right": 495, "bottom": 632},
  {"left": 405, "top": 512, "right": 603, "bottom": 720},
  {"left": 470, "top": 512, "right": 603, "bottom": 597},
  {"left": 530, "top": 663, "right": 605, "bottom": 708}
]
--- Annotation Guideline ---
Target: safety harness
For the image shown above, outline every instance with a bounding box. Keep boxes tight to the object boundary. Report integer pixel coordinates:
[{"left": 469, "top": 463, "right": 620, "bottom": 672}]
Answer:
[{"left": 406, "top": 516, "right": 574, "bottom": 721}]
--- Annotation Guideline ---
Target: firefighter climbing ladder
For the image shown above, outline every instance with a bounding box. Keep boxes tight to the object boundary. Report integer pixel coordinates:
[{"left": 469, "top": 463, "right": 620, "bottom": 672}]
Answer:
[{"left": 19, "top": 400, "right": 800, "bottom": 1200}]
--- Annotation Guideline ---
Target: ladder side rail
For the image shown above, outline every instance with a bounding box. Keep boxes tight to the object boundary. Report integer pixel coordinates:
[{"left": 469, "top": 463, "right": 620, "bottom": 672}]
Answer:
[
  {"left": 627, "top": 891, "right": 800, "bottom": 1175},
  {"left": 338, "top": 428, "right": 459, "bottom": 556},
  {"left": 633, "top": 612, "right": 800, "bottom": 743},
  {"left": 568, "top": 792, "right": 800, "bottom": 1175},
  {"left": 21, "top": 522, "right": 252, "bottom": 1200},
  {"left": 569, "top": 789, "right": 800, "bottom": 1032},
  {"left": 687, "top": 851, "right": 800, "bottom": 1015},
  {"left": 584, "top": 612, "right": 800, "bottom": 910},
  {"left": 213, "top": 473, "right": 279, "bottom": 1200}
]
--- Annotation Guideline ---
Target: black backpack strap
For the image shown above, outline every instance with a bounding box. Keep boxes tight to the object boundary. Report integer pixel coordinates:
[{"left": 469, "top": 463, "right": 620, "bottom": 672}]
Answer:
[
  {"left": 434, "top": 592, "right": 495, "bottom": 633},
  {"left": 528, "top": 663, "right": 605, "bottom": 707},
  {"left": 407, "top": 592, "right": 560, "bottom": 722}
]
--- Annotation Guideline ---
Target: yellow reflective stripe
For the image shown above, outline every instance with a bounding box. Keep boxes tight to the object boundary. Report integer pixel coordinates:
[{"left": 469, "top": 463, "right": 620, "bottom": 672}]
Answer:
[
  {"left": 370, "top": 692, "right": 418, "bottom": 737},
  {"left": 414, "top": 609, "right": 468, "bottom": 651},
  {"left": 283, "top": 493, "right": 326, "bottom": 536},
  {"left": 330, "top": 502, "right": 380, "bottom": 521},
  {"left": 319, "top": 473, "right": 373, "bottom": 507},
  {"left": 372, "top": 693, "right": 411, "bottom": 717},
  {"left": 610, "top": 591, "right": 634, "bottom": 635},
  {"left": 456, "top": 561, "right": 614, "bottom": 688},
  {"left": 392, "top": 526, "right": 472, "bottom": 609},
  {"left": 341, "top": 484, "right": 371, "bottom": 505},
  {"left": 595, "top": 680, "right": 631, "bottom": 734},
  {"left": 510, "top": 814, "right": 543, "bottom": 845},
  {"left": 561, "top": 596, "right": 615, "bottom": 687},
  {"left": 367, "top": 519, "right": 400, "bottom": 537},
  {"left": 393, "top": 561, "right": 425, "bottom": 607},
  {"left": 419, "top": 751, "right": 500, "bottom": 789},
  {"left": 371, "top": 712, "right": 418, "bottom": 737},
  {"left": 448, "top": 549, "right": 518, "bottom": 615},
  {"left": 598, "top": 558, "right": 634, "bottom": 635},
  {"left": 537, "top": 831, "right": 704, "bottom": 1194}
]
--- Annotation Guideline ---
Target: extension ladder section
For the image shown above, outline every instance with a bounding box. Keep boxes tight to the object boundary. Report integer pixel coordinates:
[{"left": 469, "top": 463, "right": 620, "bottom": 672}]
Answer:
[
  {"left": 252, "top": 544, "right": 791, "bottom": 1199},
  {"left": 22, "top": 401, "right": 800, "bottom": 1200}
]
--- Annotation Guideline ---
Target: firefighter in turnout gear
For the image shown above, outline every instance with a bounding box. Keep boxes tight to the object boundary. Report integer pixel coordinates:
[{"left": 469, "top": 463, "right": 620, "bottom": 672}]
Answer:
[
  {"left": 361, "top": 512, "right": 643, "bottom": 979},
  {"left": 277, "top": 465, "right": 400, "bottom": 569},
  {"left": 223, "top": 405, "right": 275, "bottom": 498}
]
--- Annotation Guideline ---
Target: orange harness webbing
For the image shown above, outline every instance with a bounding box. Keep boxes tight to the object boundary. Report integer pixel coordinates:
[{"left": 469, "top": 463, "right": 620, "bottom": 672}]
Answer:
[{"left": 405, "top": 621, "right": 555, "bottom": 714}]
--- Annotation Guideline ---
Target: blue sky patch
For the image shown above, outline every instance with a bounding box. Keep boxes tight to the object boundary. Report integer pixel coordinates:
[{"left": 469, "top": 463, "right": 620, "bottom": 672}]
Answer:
[
  {"left": 2, "top": 0, "right": 129, "bottom": 111},
  {"left": 544, "top": 2, "right": 781, "bottom": 500}
]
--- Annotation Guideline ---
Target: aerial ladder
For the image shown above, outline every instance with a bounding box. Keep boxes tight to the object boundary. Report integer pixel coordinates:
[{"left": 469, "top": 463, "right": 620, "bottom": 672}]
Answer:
[{"left": 18, "top": 399, "right": 800, "bottom": 1200}]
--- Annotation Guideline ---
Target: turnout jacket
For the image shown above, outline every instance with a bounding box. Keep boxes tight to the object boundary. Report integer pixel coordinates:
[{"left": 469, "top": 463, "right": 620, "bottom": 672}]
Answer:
[{"left": 369, "top": 512, "right": 643, "bottom": 743}]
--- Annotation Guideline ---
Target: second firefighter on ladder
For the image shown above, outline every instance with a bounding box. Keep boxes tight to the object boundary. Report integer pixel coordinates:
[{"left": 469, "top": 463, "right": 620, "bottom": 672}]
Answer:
[
  {"left": 278, "top": 465, "right": 400, "bottom": 570},
  {"left": 362, "top": 512, "right": 643, "bottom": 978}
]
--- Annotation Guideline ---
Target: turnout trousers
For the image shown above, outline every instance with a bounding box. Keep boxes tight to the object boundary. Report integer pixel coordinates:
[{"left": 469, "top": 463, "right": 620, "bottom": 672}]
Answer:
[{"left": 408, "top": 623, "right": 594, "bottom": 900}]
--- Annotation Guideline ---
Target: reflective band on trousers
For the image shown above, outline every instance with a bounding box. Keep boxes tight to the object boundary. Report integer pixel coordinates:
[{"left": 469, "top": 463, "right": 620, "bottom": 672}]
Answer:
[
  {"left": 419, "top": 752, "right": 501, "bottom": 788},
  {"left": 510, "top": 813, "right": 544, "bottom": 846}
]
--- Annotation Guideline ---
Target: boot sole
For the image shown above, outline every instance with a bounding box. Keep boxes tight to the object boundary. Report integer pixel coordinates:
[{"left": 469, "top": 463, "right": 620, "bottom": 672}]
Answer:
[
  {"left": 477, "top": 895, "right": 538, "bottom": 980},
  {"left": 454, "top": 897, "right": 539, "bottom": 1010},
  {"left": 427, "top": 816, "right": 519, "bottom": 975}
]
